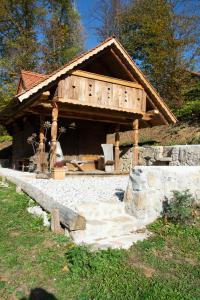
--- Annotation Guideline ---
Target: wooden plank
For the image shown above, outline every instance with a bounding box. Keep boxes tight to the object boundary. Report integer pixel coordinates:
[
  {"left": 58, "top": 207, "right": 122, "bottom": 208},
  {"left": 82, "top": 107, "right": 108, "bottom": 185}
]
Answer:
[
  {"left": 146, "top": 96, "right": 168, "bottom": 125},
  {"left": 110, "top": 48, "right": 137, "bottom": 82},
  {"left": 39, "top": 114, "right": 45, "bottom": 172},
  {"left": 40, "top": 101, "right": 143, "bottom": 119},
  {"left": 141, "top": 90, "right": 147, "bottom": 112},
  {"left": 0, "top": 173, "right": 86, "bottom": 231},
  {"left": 51, "top": 208, "right": 63, "bottom": 234},
  {"left": 58, "top": 97, "right": 144, "bottom": 114},
  {"left": 50, "top": 102, "right": 58, "bottom": 169},
  {"left": 115, "top": 131, "right": 120, "bottom": 172},
  {"left": 132, "top": 119, "right": 139, "bottom": 166},
  {"left": 40, "top": 75, "right": 145, "bottom": 116},
  {"left": 142, "top": 109, "right": 159, "bottom": 121},
  {"left": 71, "top": 70, "right": 143, "bottom": 90},
  {"left": 26, "top": 106, "right": 134, "bottom": 125}
]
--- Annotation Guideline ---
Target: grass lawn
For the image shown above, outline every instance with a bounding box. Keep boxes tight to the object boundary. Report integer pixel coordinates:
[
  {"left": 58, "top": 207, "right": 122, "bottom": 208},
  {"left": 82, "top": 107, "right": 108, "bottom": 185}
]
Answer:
[{"left": 0, "top": 182, "right": 200, "bottom": 300}]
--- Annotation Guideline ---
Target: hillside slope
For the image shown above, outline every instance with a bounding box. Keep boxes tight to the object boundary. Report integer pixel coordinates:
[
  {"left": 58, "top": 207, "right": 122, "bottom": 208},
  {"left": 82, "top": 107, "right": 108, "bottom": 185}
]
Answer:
[{"left": 108, "top": 122, "right": 200, "bottom": 147}]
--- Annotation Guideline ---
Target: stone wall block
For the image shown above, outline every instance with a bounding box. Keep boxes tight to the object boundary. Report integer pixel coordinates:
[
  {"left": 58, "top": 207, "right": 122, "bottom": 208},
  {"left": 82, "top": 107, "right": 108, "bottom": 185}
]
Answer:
[
  {"left": 120, "top": 145, "right": 200, "bottom": 171},
  {"left": 124, "top": 166, "right": 200, "bottom": 228}
]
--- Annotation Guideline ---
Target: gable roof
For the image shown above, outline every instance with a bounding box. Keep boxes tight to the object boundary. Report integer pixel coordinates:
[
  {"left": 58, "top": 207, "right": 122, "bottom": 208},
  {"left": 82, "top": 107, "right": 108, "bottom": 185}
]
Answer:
[
  {"left": 3, "top": 37, "right": 175, "bottom": 127},
  {"left": 16, "top": 70, "right": 47, "bottom": 95},
  {"left": 14, "top": 37, "right": 176, "bottom": 124}
]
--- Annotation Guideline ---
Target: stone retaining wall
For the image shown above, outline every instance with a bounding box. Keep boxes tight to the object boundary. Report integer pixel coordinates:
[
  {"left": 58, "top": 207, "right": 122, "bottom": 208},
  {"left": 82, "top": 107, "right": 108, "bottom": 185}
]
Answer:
[
  {"left": 120, "top": 144, "right": 200, "bottom": 172},
  {"left": 124, "top": 166, "right": 200, "bottom": 226}
]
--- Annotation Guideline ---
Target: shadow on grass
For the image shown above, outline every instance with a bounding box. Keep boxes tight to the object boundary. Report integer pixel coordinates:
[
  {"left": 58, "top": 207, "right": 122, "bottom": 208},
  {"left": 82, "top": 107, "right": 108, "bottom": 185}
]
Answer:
[{"left": 20, "top": 288, "right": 57, "bottom": 300}]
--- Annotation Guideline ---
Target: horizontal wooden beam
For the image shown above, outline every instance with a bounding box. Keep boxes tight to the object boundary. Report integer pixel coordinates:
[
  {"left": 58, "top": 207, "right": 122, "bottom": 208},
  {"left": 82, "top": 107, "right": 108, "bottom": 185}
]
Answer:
[
  {"left": 26, "top": 106, "right": 135, "bottom": 125},
  {"left": 142, "top": 109, "right": 159, "bottom": 121},
  {"left": 0, "top": 173, "right": 86, "bottom": 231},
  {"left": 58, "top": 97, "right": 144, "bottom": 115},
  {"left": 147, "top": 96, "right": 168, "bottom": 125},
  {"left": 71, "top": 70, "right": 143, "bottom": 90},
  {"left": 110, "top": 48, "right": 137, "bottom": 83}
]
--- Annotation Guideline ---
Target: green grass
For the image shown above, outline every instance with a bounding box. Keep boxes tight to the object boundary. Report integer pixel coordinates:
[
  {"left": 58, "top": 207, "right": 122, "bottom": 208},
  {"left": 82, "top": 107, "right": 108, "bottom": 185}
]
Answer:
[
  {"left": 0, "top": 135, "right": 12, "bottom": 143},
  {"left": 0, "top": 182, "right": 200, "bottom": 299}
]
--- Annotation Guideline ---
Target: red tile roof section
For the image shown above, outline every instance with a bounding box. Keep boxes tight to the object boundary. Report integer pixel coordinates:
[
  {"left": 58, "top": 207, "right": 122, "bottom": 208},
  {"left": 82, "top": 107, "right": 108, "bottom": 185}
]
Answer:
[{"left": 16, "top": 70, "right": 47, "bottom": 95}]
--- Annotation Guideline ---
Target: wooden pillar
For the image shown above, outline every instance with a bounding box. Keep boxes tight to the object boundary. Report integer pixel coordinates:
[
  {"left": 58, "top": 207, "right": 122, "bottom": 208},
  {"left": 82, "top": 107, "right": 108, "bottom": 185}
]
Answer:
[
  {"left": 39, "top": 115, "right": 45, "bottom": 172},
  {"left": 115, "top": 130, "right": 120, "bottom": 172},
  {"left": 132, "top": 119, "right": 139, "bottom": 166},
  {"left": 12, "top": 122, "right": 19, "bottom": 169},
  {"left": 50, "top": 102, "right": 58, "bottom": 169}
]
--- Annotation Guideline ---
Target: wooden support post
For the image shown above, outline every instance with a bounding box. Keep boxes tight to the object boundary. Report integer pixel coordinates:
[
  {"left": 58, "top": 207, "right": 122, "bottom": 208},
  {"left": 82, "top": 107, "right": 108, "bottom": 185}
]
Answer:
[
  {"left": 16, "top": 185, "right": 22, "bottom": 193},
  {"left": 12, "top": 122, "right": 19, "bottom": 169},
  {"left": 115, "top": 130, "right": 120, "bottom": 172},
  {"left": 51, "top": 208, "right": 63, "bottom": 234},
  {"left": 132, "top": 119, "right": 139, "bottom": 166},
  {"left": 50, "top": 102, "right": 58, "bottom": 169},
  {"left": 39, "top": 115, "right": 45, "bottom": 173}
]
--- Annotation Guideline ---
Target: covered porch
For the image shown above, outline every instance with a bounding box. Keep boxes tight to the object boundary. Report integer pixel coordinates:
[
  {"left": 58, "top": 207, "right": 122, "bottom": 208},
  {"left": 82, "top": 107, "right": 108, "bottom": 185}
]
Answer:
[{"left": 0, "top": 37, "right": 176, "bottom": 176}]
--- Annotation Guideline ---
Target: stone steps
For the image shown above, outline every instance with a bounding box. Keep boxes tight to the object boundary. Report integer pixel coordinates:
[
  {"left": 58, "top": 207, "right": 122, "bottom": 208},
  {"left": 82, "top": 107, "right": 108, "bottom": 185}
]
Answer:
[
  {"left": 76, "top": 201, "right": 127, "bottom": 219},
  {"left": 71, "top": 202, "right": 148, "bottom": 249},
  {"left": 90, "top": 232, "right": 149, "bottom": 250}
]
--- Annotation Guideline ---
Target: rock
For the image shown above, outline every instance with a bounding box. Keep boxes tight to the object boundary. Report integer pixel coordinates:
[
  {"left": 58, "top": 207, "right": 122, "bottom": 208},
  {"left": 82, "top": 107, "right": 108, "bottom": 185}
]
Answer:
[
  {"left": 120, "top": 145, "right": 200, "bottom": 169},
  {"left": 27, "top": 205, "right": 50, "bottom": 227},
  {"left": 124, "top": 166, "right": 200, "bottom": 227}
]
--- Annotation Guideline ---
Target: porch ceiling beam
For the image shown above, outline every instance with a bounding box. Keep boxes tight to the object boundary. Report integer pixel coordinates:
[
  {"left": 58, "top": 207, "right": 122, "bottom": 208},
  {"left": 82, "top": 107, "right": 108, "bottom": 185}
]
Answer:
[
  {"left": 31, "top": 99, "right": 144, "bottom": 119},
  {"left": 25, "top": 106, "right": 135, "bottom": 125},
  {"left": 109, "top": 48, "right": 136, "bottom": 82},
  {"left": 142, "top": 109, "right": 159, "bottom": 121},
  {"left": 147, "top": 96, "right": 168, "bottom": 125},
  {"left": 3, "top": 90, "right": 51, "bottom": 124}
]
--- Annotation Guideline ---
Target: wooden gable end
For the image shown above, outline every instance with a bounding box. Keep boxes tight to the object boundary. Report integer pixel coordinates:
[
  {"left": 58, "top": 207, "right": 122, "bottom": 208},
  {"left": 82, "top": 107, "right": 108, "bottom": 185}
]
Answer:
[{"left": 57, "top": 47, "right": 147, "bottom": 115}]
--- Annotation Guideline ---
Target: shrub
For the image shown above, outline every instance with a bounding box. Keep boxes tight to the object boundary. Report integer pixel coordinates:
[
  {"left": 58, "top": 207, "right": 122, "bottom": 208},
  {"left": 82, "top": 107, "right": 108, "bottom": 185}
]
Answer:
[
  {"left": 0, "top": 135, "right": 12, "bottom": 142},
  {"left": 174, "top": 100, "right": 200, "bottom": 121},
  {"left": 162, "top": 190, "right": 195, "bottom": 224}
]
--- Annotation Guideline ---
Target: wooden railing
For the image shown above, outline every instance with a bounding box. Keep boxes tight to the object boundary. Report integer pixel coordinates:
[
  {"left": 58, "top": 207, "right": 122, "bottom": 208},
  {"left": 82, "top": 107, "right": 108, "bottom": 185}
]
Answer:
[{"left": 58, "top": 70, "right": 146, "bottom": 112}]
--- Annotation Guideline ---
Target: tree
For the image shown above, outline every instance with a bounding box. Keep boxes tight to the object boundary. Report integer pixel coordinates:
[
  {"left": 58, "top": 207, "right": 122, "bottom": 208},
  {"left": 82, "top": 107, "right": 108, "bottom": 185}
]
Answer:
[
  {"left": 93, "top": 0, "right": 200, "bottom": 108},
  {"left": 41, "top": 0, "right": 84, "bottom": 73},
  {"left": 122, "top": 0, "right": 200, "bottom": 107},
  {"left": 0, "top": 0, "right": 40, "bottom": 109},
  {"left": 92, "top": 0, "right": 124, "bottom": 41}
]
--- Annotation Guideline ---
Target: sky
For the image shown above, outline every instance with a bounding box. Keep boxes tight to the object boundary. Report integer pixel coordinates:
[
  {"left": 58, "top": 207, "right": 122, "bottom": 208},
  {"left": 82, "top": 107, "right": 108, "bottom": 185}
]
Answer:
[
  {"left": 76, "top": 0, "right": 99, "bottom": 50},
  {"left": 76, "top": 0, "right": 200, "bottom": 70}
]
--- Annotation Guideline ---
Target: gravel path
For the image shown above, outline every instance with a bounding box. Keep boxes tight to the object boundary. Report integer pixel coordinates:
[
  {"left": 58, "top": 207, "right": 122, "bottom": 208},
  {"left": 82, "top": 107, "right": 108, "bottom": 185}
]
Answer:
[{"left": 0, "top": 169, "right": 129, "bottom": 211}]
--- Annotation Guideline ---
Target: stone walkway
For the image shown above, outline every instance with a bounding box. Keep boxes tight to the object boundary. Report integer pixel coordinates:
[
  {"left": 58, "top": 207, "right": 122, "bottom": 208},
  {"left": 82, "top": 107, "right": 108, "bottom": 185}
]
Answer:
[{"left": 0, "top": 168, "right": 149, "bottom": 249}]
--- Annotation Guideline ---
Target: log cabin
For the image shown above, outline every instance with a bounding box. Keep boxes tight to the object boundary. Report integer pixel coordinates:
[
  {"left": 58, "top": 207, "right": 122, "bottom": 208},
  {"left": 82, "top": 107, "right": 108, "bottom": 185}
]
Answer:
[{"left": 0, "top": 37, "right": 176, "bottom": 173}]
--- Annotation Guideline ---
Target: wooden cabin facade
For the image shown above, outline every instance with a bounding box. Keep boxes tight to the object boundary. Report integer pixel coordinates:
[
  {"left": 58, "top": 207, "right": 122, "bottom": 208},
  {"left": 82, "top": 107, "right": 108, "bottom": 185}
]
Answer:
[{"left": 0, "top": 37, "right": 176, "bottom": 173}]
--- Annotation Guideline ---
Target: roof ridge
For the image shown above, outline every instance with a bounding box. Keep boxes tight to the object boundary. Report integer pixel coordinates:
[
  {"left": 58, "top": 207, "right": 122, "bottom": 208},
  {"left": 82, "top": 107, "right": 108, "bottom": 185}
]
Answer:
[{"left": 21, "top": 70, "right": 47, "bottom": 77}]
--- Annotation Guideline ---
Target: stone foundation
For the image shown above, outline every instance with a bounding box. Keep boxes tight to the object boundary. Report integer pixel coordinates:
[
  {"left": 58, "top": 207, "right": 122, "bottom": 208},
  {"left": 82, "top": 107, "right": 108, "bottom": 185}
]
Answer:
[
  {"left": 120, "top": 145, "right": 200, "bottom": 172},
  {"left": 124, "top": 166, "right": 200, "bottom": 226}
]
